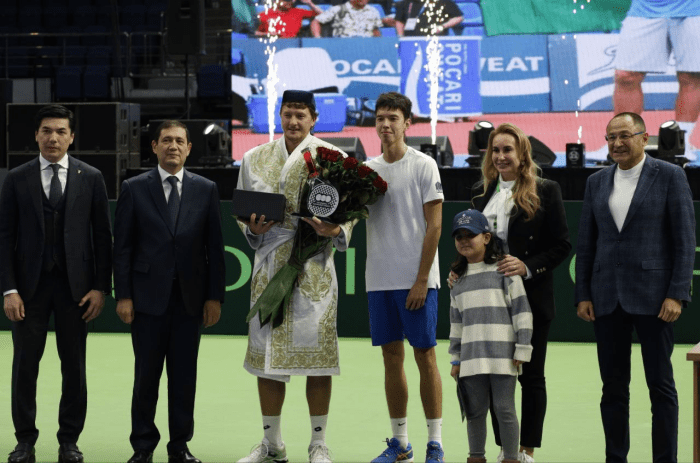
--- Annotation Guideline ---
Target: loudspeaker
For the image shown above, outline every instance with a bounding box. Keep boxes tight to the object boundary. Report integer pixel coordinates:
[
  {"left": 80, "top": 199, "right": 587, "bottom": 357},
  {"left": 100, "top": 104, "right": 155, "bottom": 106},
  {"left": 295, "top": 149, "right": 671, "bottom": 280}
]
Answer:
[
  {"left": 565, "top": 143, "right": 585, "bottom": 168},
  {"left": 0, "top": 79, "right": 12, "bottom": 169},
  {"left": 319, "top": 137, "right": 366, "bottom": 162},
  {"left": 166, "top": 0, "right": 205, "bottom": 55},
  {"left": 149, "top": 119, "right": 229, "bottom": 166},
  {"left": 7, "top": 103, "right": 140, "bottom": 158},
  {"left": 406, "top": 136, "right": 454, "bottom": 167},
  {"left": 528, "top": 135, "right": 556, "bottom": 167}
]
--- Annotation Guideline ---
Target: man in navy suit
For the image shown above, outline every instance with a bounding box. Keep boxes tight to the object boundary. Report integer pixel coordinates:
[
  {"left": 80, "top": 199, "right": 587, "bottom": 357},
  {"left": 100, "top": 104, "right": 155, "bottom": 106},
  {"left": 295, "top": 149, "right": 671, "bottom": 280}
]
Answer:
[
  {"left": 113, "top": 120, "right": 226, "bottom": 463},
  {"left": 575, "top": 112, "right": 695, "bottom": 463},
  {"left": 0, "top": 104, "right": 112, "bottom": 463}
]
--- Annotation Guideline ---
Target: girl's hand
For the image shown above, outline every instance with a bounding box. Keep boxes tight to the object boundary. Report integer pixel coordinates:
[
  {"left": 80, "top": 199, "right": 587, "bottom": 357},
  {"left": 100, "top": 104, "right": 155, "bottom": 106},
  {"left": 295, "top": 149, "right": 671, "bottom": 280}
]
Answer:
[
  {"left": 513, "top": 359, "right": 523, "bottom": 367},
  {"left": 446, "top": 270, "right": 458, "bottom": 289},
  {"left": 497, "top": 255, "right": 527, "bottom": 277},
  {"left": 450, "top": 364, "right": 460, "bottom": 381}
]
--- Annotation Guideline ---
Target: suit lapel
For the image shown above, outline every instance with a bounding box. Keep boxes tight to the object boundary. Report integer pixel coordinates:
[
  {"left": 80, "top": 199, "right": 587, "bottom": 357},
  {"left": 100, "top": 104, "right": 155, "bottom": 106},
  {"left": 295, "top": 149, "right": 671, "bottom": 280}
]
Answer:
[
  {"left": 598, "top": 166, "right": 617, "bottom": 231},
  {"left": 177, "top": 169, "right": 195, "bottom": 235},
  {"left": 620, "top": 157, "right": 658, "bottom": 232},
  {"left": 24, "top": 158, "right": 45, "bottom": 236},
  {"left": 65, "top": 155, "right": 82, "bottom": 213},
  {"left": 147, "top": 168, "right": 175, "bottom": 235},
  {"left": 472, "top": 181, "right": 497, "bottom": 210}
]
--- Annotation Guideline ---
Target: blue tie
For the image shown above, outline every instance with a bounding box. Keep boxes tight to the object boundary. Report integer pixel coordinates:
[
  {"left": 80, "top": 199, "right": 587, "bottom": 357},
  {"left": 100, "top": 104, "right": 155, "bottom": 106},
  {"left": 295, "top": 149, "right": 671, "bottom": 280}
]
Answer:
[
  {"left": 166, "top": 176, "right": 180, "bottom": 230},
  {"left": 49, "top": 164, "right": 62, "bottom": 208}
]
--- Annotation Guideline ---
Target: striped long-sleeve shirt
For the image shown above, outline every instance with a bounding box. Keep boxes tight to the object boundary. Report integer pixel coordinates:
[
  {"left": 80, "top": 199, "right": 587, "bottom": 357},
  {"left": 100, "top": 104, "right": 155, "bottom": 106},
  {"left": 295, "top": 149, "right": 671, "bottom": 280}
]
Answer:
[{"left": 448, "top": 261, "right": 533, "bottom": 377}]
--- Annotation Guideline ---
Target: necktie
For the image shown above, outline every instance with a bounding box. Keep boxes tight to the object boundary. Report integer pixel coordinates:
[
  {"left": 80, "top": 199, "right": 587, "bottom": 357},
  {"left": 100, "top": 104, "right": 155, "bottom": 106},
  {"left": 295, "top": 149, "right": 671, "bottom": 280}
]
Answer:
[
  {"left": 49, "top": 164, "right": 62, "bottom": 207},
  {"left": 166, "top": 176, "right": 180, "bottom": 230}
]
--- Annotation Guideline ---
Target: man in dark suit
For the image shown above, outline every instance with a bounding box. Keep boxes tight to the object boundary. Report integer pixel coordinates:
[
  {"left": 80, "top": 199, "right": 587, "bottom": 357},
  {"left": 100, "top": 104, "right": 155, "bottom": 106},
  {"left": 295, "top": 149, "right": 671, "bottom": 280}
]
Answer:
[
  {"left": 113, "top": 120, "right": 226, "bottom": 463},
  {"left": 0, "top": 104, "right": 112, "bottom": 463},
  {"left": 575, "top": 112, "right": 695, "bottom": 463}
]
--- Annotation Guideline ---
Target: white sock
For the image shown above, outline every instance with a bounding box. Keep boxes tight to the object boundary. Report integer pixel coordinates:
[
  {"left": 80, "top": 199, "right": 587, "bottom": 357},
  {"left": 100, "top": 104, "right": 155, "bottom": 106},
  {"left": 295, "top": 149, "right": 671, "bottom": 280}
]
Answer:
[
  {"left": 390, "top": 417, "right": 409, "bottom": 448},
  {"left": 310, "top": 414, "right": 328, "bottom": 446},
  {"left": 678, "top": 121, "right": 696, "bottom": 151},
  {"left": 426, "top": 418, "right": 442, "bottom": 444},
  {"left": 262, "top": 415, "right": 283, "bottom": 448}
]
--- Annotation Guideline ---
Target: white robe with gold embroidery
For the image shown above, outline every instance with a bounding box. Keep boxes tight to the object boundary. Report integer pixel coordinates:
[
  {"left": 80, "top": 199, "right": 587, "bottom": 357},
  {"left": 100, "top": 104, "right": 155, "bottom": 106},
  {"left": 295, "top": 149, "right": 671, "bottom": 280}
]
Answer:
[{"left": 236, "top": 134, "right": 354, "bottom": 380}]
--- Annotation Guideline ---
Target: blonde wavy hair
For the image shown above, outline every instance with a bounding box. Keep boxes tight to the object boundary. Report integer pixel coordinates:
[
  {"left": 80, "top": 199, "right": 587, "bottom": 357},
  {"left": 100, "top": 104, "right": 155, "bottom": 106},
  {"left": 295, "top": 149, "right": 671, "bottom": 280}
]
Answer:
[{"left": 475, "top": 123, "right": 541, "bottom": 221}]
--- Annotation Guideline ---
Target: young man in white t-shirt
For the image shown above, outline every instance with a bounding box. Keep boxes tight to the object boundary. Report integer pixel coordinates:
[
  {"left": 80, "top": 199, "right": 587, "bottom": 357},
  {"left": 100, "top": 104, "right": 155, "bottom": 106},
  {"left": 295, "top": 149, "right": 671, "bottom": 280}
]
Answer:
[{"left": 365, "top": 92, "right": 445, "bottom": 463}]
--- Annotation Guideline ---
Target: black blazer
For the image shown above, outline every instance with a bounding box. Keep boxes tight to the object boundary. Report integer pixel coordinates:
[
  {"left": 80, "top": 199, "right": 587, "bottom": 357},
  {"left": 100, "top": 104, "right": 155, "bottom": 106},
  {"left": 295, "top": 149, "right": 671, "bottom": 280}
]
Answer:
[
  {"left": 472, "top": 178, "right": 571, "bottom": 320},
  {"left": 113, "top": 168, "right": 226, "bottom": 317},
  {"left": 0, "top": 155, "right": 112, "bottom": 302}
]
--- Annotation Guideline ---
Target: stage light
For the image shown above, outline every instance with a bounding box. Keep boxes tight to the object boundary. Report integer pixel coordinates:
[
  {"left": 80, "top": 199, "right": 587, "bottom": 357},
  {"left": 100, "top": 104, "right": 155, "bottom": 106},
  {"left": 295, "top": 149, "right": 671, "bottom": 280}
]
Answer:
[
  {"left": 467, "top": 121, "right": 494, "bottom": 167},
  {"left": 657, "top": 120, "right": 685, "bottom": 158},
  {"left": 201, "top": 122, "right": 232, "bottom": 166}
]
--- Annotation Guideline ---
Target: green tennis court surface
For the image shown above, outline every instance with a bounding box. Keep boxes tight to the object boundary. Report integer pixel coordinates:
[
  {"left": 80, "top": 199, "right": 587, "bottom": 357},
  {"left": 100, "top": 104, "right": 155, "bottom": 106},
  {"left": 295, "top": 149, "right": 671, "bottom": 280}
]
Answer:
[{"left": 0, "top": 333, "right": 694, "bottom": 462}]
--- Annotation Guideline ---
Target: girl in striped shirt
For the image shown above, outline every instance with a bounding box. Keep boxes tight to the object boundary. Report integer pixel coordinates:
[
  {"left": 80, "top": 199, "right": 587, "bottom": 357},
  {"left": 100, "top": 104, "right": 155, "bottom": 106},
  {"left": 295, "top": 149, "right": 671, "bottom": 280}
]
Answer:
[{"left": 448, "top": 209, "right": 533, "bottom": 463}]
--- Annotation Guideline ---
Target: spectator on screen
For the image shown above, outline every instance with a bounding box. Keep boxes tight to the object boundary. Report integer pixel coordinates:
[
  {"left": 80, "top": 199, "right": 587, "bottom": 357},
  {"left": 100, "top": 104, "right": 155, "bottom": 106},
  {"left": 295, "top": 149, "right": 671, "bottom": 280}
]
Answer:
[
  {"left": 310, "top": 0, "right": 383, "bottom": 37},
  {"left": 256, "top": 0, "right": 324, "bottom": 38},
  {"left": 394, "top": 0, "right": 463, "bottom": 36}
]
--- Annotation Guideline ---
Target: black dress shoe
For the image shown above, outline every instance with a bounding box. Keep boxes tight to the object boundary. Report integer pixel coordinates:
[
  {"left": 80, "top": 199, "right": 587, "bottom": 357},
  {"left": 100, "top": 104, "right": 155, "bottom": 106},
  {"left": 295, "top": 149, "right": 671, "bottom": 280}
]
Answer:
[
  {"left": 127, "top": 451, "right": 153, "bottom": 463},
  {"left": 8, "top": 444, "right": 35, "bottom": 463},
  {"left": 58, "top": 443, "right": 83, "bottom": 463},
  {"left": 168, "top": 450, "right": 201, "bottom": 463}
]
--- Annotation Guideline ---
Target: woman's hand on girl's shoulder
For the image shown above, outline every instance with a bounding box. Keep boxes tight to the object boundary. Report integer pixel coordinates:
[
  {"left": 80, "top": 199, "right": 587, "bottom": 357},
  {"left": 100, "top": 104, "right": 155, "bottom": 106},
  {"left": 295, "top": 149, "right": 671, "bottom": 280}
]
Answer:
[{"left": 447, "top": 270, "right": 459, "bottom": 289}]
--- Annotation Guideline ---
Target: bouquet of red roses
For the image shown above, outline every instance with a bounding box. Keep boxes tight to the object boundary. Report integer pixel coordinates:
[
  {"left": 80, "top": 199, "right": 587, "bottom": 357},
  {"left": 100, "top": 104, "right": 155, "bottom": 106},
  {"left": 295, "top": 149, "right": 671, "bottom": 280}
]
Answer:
[{"left": 246, "top": 146, "right": 387, "bottom": 328}]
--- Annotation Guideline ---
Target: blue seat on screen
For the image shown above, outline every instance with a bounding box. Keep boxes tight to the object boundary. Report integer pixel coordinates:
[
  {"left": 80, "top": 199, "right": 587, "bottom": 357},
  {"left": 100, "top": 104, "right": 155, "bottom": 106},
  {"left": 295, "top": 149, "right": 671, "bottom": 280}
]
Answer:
[
  {"left": 457, "top": 3, "right": 483, "bottom": 26},
  {"left": 368, "top": 4, "right": 385, "bottom": 18}
]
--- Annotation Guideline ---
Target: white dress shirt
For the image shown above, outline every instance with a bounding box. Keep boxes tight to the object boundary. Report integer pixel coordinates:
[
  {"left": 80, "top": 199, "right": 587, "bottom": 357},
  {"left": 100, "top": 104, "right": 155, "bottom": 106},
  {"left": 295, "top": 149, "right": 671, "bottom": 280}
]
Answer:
[
  {"left": 39, "top": 153, "right": 69, "bottom": 198},
  {"left": 157, "top": 165, "right": 184, "bottom": 202}
]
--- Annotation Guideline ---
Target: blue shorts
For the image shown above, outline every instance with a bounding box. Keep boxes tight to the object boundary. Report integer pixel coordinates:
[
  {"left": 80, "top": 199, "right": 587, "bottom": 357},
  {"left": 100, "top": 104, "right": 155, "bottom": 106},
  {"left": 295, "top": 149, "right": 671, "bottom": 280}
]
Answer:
[{"left": 367, "top": 289, "right": 438, "bottom": 348}]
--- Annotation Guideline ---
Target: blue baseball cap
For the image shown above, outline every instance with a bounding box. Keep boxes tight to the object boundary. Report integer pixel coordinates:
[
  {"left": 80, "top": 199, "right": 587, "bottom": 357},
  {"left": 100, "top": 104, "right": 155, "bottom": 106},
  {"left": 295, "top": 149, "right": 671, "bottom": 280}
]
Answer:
[{"left": 452, "top": 209, "right": 490, "bottom": 236}]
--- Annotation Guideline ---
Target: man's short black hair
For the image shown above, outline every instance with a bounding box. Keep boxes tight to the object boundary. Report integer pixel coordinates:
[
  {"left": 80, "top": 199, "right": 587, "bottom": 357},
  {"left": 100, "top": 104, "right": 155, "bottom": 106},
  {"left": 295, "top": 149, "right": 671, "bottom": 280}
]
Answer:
[
  {"left": 153, "top": 120, "right": 191, "bottom": 144},
  {"left": 375, "top": 92, "right": 412, "bottom": 121},
  {"left": 612, "top": 112, "right": 646, "bottom": 132},
  {"left": 34, "top": 104, "right": 75, "bottom": 132}
]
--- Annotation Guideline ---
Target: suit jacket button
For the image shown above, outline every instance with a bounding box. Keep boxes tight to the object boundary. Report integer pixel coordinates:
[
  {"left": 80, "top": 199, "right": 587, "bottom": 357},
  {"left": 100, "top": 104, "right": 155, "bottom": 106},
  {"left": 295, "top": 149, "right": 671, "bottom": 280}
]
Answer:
[
  {"left": 529, "top": 236, "right": 534, "bottom": 240},
  {"left": 616, "top": 263, "right": 621, "bottom": 267}
]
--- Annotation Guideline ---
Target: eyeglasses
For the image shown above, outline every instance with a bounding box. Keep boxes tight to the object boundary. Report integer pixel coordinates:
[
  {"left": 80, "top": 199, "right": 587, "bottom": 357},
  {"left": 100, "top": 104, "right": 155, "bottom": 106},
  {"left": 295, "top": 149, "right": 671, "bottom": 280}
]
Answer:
[{"left": 605, "top": 131, "right": 645, "bottom": 143}]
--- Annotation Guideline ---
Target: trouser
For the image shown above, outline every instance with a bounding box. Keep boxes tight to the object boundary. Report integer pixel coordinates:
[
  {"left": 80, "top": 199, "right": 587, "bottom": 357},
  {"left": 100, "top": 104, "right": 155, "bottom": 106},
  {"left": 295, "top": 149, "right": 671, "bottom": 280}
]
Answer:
[
  {"left": 129, "top": 281, "right": 202, "bottom": 454},
  {"left": 492, "top": 318, "right": 551, "bottom": 448},
  {"left": 11, "top": 268, "right": 87, "bottom": 445},
  {"left": 593, "top": 305, "right": 678, "bottom": 463},
  {"left": 459, "top": 374, "right": 518, "bottom": 460}
]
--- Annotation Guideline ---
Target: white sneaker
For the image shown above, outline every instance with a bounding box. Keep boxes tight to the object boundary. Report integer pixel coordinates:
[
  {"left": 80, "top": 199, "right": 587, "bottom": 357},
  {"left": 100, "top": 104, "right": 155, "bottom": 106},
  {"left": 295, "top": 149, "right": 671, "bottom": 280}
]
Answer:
[
  {"left": 519, "top": 451, "right": 535, "bottom": 463},
  {"left": 237, "top": 442, "right": 288, "bottom": 463},
  {"left": 496, "top": 449, "right": 504, "bottom": 463},
  {"left": 308, "top": 443, "right": 333, "bottom": 463}
]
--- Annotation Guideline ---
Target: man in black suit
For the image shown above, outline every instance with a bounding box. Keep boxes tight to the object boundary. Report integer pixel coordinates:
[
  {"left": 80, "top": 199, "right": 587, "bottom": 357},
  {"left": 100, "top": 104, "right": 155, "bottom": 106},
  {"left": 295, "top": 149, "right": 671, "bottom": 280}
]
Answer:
[
  {"left": 113, "top": 120, "right": 226, "bottom": 463},
  {"left": 0, "top": 104, "right": 112, "bottom": 463}
]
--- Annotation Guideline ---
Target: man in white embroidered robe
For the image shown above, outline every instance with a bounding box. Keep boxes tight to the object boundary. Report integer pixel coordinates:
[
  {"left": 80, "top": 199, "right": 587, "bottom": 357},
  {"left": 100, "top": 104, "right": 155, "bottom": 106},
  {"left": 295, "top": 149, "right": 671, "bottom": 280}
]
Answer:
[{"left": 235, "top": 90, "right": 354, "bottom": 463}]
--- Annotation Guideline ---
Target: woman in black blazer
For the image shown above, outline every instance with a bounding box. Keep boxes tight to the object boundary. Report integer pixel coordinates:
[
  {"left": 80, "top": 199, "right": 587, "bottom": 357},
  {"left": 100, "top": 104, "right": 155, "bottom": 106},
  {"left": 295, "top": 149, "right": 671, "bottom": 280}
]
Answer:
[{"left": 471, "top": 123, "right": 571, "bottom": 462}]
